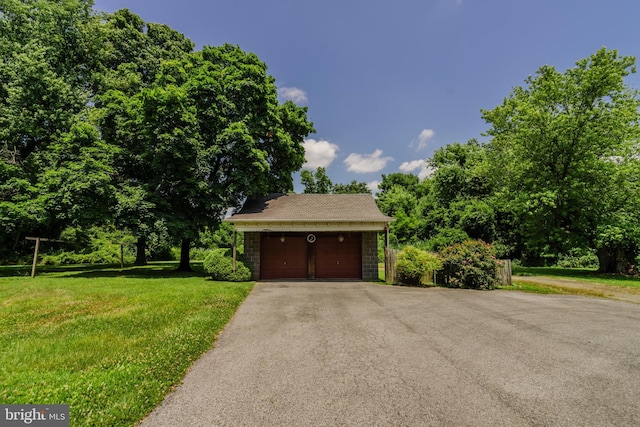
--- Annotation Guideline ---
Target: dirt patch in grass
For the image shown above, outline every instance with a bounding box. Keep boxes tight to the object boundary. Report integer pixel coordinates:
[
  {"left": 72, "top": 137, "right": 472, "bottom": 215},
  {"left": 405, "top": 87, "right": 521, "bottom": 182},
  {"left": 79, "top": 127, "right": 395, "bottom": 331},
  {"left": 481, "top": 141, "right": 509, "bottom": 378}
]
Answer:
[{"left": 514, "top": 276, "right": 640, "bottom": 304}]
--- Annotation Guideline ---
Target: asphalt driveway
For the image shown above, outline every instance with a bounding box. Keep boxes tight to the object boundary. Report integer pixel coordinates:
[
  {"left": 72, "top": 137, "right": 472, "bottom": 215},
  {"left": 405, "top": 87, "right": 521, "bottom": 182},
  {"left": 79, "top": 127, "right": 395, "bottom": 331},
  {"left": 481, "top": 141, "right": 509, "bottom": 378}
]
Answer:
[{"left": 140, "top": 281, "right": 640, "bottom": 426}]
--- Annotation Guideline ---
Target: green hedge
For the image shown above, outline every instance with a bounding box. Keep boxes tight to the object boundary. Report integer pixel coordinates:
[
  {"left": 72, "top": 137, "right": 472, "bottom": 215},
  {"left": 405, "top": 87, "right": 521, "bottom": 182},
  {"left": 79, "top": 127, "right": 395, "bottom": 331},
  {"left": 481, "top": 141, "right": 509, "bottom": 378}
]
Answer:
[{"left": 203, "top": 249, "right": 252, "bottom": 282}]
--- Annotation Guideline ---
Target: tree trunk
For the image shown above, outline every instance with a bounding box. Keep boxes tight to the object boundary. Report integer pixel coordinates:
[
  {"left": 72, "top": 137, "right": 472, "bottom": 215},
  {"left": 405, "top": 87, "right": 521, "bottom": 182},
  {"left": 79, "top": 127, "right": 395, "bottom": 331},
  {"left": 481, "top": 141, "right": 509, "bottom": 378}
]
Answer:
[
  {"left": 177, "top": 238, "right": 192, "bottom": 271},
  {"left": 597, "top": 246, "right": 637, "bottom": 274},
  {"left": 134, "top": 237, "right": 147, "bottom": 266}
]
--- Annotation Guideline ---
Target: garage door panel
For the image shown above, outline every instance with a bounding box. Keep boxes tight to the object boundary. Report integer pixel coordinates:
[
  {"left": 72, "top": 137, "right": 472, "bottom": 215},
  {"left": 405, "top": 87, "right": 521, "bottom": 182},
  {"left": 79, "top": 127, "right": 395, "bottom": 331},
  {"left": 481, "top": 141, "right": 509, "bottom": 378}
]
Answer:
[
  {"left": 260, "top": 235, "right": 307, "bottom": 279},
  {"left": 316, "top": 234, "right": 362, "bottom": 279}
]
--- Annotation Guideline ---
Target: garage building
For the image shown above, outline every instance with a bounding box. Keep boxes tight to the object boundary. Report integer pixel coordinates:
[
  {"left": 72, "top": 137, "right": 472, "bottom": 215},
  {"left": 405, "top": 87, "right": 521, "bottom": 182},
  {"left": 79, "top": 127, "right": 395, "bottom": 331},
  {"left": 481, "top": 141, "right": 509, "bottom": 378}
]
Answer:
[{"left": 226, "top": 193, "right": 393, "bottom": 280}]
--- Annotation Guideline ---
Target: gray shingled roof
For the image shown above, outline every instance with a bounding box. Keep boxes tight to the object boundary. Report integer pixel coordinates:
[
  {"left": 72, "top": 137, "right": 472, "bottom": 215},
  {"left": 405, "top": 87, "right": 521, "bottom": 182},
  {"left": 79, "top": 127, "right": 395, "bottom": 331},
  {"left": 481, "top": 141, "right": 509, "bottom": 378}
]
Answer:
[{"left": 227, "top": 193, "right": 393, "bottom": 223}]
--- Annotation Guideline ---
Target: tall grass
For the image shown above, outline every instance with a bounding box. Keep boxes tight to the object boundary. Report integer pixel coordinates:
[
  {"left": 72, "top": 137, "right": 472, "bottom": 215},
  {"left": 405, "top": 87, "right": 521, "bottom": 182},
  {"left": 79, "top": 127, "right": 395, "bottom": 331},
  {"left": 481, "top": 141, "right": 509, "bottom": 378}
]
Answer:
[{"left": 0, "top": 263, "right": 253, "bottom": 426}]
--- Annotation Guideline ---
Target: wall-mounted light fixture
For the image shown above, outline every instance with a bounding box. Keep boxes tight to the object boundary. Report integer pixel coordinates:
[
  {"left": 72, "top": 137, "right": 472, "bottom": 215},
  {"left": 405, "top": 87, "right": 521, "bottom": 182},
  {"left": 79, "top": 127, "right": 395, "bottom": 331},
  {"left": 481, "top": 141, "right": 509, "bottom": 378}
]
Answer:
[
  {"left": 280, "top": 235, "right": 285, "bottom": 243},
  {"left": 338, "top": 235, "right": 344, "bottom": 242}
]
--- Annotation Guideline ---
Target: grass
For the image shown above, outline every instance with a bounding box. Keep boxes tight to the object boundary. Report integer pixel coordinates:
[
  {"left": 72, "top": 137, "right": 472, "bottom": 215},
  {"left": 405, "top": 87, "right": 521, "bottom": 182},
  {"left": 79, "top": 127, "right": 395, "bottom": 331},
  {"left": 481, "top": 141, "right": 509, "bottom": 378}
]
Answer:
[
  {"left": 0, "top": 262, "right": 253, "bottom": 426},
  {"left": 378, "top": 262, "right": 385, "bottom": 282},
  {"left": 512, "top": 266, "right": 640, "bottom": 289},
  {"left": 498, "top": 281, "right": 607, "bottom": 298}
]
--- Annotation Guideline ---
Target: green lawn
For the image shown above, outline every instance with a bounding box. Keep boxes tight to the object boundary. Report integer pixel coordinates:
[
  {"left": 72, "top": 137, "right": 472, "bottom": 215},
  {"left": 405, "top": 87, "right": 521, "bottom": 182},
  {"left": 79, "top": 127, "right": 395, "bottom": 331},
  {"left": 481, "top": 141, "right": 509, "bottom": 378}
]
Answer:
[
  {"left": 0, "top": 262, "right": 253, "bottom": 426},
  {"left": 512, "top": 266, "right": 640, "bottom": 290}
]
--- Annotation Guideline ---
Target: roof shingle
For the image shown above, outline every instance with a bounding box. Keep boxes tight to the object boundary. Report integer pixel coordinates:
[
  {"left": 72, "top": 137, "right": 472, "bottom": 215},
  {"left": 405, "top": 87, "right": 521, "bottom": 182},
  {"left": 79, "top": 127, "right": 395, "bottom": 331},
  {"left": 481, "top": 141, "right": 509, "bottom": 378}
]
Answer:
[{"left": 227, "top": 193, "right": 393, "bottom": 223}]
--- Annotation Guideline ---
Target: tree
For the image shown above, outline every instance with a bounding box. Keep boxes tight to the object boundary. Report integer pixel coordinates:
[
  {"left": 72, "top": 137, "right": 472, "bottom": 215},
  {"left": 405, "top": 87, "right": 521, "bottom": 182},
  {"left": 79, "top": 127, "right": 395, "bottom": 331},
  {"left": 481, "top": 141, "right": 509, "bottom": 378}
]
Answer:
[
  {"left": 376, "top": 182, "right": 420, "bottom": 245},
  {"left": 301, "top": 168, "right": 370, "bottom": 194},
  {"left": 96, "top": 9, "right": 195, "bottom": 265},
  {"left": 482, "top": 48, "right": 640, "bottom": 272},
  {"left": 0, "top": 0, "right": 105, "bottom": 260},
  {"left": 101, "top": 44, "right": 314, "bottom": 270},
  {"left": 429, "top": 139, "right": 491, "bottom": 205},
  {"left": 301, "top": 167, "right": 332, "bottom": 193},
  {"left": 378, "top": 173, "right": 424, "bottom": 197},
  {"left": 332, "top": 180, "right": 371, "bottom": 194}
]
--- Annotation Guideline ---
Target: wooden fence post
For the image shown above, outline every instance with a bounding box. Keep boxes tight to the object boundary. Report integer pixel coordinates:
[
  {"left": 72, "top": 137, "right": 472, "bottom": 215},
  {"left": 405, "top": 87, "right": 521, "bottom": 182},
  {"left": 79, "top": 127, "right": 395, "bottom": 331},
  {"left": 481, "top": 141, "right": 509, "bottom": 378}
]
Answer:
[
  {"left": 31, "top": 237, "right": 40, "bottom": 278},
  {"left": 232, "top": 229, "right": 237, "bottom": 272},
  {"left": 499, "top": 259, "right": 512, "bottom": 286},
  {"left": 26, "top": 237, "right": 67, "bottom": 278}
]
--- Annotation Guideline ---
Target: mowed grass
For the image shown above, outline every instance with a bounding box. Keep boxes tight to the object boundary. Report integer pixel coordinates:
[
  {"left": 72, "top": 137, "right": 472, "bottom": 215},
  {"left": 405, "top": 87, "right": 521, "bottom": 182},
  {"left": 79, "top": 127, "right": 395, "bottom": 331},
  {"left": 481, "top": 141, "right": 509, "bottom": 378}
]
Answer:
[
  {"left": 0, "top": 262, "right": 253, "bottom": 426},
  {"left": 512, "top": 266, "right": 640, "bottom": 290}
]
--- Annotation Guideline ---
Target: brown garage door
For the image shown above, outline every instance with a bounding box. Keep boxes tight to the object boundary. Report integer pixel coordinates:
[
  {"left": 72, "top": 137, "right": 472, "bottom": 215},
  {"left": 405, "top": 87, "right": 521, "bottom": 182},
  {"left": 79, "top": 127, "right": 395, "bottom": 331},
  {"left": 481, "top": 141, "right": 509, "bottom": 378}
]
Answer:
[
  {"left": 260, "top": 234, "right": 308, "bottom": 279},
  {"left": 316, "top": 233, "right": 362, "bottom": 279}
]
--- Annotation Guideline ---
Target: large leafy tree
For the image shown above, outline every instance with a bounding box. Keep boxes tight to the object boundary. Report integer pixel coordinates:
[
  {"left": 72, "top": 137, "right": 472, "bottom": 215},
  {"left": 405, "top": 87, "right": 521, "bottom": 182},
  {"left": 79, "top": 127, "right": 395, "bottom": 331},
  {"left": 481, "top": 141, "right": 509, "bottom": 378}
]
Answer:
[
  {"left": 482, "top": 48, "right": 640, "bottom": 272},
  {"left": 97, "top": 9, "right": 195, "bottom": 265},
  {"left": 102, "top": 44, "right": 314, "bottom": 270},
  {"left": 0, "top": 0, "right": 108, "bottom": 260}
]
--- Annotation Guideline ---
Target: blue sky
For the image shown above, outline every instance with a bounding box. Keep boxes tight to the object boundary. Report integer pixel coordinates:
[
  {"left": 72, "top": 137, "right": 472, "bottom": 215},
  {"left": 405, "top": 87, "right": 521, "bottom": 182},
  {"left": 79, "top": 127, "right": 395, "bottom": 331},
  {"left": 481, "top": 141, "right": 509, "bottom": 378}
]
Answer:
[{"left": 93, "top": 0, "right": 640, "bottom": 191}]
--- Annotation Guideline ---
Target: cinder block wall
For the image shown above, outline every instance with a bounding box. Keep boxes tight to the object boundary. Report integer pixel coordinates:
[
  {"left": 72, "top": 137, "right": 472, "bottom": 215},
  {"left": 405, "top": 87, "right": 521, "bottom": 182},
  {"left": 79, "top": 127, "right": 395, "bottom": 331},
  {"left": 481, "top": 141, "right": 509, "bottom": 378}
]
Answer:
[
  {"left": 362, "top": 232, "right": 379, "bottom": 281},
  {"left": 243, "top": 232, "right": 260, "bottom": 280}
]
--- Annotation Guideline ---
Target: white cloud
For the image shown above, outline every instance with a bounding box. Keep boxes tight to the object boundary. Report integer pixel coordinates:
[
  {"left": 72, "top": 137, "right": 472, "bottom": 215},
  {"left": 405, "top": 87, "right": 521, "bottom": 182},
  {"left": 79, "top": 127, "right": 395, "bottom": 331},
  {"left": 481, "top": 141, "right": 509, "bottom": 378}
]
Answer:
[
  {"left": 418, "top": 165, "right": 435, "bottom": 180},
  {"left": 277, "top": 86, "right": 308, "bottom": 104},
  {"left": 410, "top": 128, "right": 436, "bottom": 150},
  {"left": 302, "top": 139, "right": 338, "bottom": 169},
  {"left": 399, "top": 159, "right": 425, "bottom": 173},
  {"left": 344, "top": 149, "right": 393, "bottom": 173},
  {"left": 367, "top": 180, "right": 380, "bottom": 193},
  {"left": 399, "top": 159, "right": 435, "bottom": 180}
]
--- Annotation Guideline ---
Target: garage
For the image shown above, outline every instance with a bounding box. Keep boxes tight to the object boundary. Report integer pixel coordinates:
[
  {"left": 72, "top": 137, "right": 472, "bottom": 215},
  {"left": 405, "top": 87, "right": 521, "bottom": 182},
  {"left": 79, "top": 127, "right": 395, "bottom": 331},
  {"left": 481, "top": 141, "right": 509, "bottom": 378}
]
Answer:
[{"left": 226, "top": 193, "right": 393, "bottom": 281}]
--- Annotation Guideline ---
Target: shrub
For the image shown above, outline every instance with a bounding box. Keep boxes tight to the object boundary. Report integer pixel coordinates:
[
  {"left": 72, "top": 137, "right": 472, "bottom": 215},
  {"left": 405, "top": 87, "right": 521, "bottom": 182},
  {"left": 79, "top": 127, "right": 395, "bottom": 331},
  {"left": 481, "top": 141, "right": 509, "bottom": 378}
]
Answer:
[
  {"left": 203, "top": 249, "right": 252, "bottom": 282},
  {"left": 438, "top": 240, "right": 500, "bottom": 290},
  {"left": 557, "top": 249, "right": 599, "bottom": 269},
  {"left": 395, "top": 246, "right": 442, "bottom": 286},
  {"left": 40, "top": 250, "right": 135, "bottom": 266}
]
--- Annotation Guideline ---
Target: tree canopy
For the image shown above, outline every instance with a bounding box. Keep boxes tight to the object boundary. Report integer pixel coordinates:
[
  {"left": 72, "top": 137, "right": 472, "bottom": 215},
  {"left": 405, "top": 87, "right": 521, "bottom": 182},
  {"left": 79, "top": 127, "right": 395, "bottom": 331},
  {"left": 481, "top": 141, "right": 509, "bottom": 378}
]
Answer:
[
  {"left": 482, "top": 47, "right": 640, "bottom": 272},
  {"left": 0, "top": 4, "right": 314, "bottom": 267},
  {"left": 301, "top": 167, "right": 371, "bottom": 194}
]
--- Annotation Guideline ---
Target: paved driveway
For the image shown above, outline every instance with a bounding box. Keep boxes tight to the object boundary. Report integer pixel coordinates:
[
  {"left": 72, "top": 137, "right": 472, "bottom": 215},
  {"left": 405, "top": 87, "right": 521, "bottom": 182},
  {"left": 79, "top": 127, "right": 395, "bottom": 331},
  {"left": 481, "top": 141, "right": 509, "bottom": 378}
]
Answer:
[{"left": 140, "top": 282, "right": 640, "bottom": 426}]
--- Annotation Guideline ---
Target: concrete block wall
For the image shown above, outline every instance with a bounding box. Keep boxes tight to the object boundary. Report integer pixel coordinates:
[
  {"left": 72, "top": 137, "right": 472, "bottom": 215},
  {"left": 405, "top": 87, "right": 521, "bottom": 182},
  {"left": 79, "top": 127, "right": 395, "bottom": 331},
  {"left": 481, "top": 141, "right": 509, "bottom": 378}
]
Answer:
[
  {"left": 362, "top": 231, "right": 379, "bottom": 281},
  {"left": 243, "top": 232, "right": 261, "bottom": 280}
]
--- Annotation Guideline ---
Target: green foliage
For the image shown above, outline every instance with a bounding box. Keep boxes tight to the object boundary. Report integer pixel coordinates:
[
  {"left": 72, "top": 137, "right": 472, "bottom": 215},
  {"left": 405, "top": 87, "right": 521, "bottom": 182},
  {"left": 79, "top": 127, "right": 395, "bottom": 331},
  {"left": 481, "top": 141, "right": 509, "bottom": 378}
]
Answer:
[
  {"left": 300, "top": 168, "right": 370, "bottom": 194},
  {"left": 332, "top": 180, "right": 371, "bottom": 194},
  {"left": 100, "top": 43, "right": 314, "bottom": 270},
  {"left": 301, "top": 167, "right": 332, "bottom": 193},
  {"left": 482, "top": 47, "right": 640, "bottom": 271},
  {"left": 198, "top": 222, "right": 239, "bottom": 249},
  {"left": 438, "top": 240, "right": 500, "bottom": 290},
  {"left": 203, "top": 249, "right": 252, "bottom": 282},
  {"left": 0, "top": 0, "right": 104, "bottom": 261},
  {"left": 424, "top": 227, "right": 469, "bottom": 252},
  {"left": 395, "top": 246, "right": 442, "bottom": 286},
  {"left": 378, "top": 172, "right": 428, "bottom": 198},
  {"left": 429, "top": 139, "right": 491, "bottom": 204},
  {"left": 39, "top": 226, "right": 137, "bottom": 266},
  {"left": 556, "top": 249, "right": 599, "bottom": 269}
]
